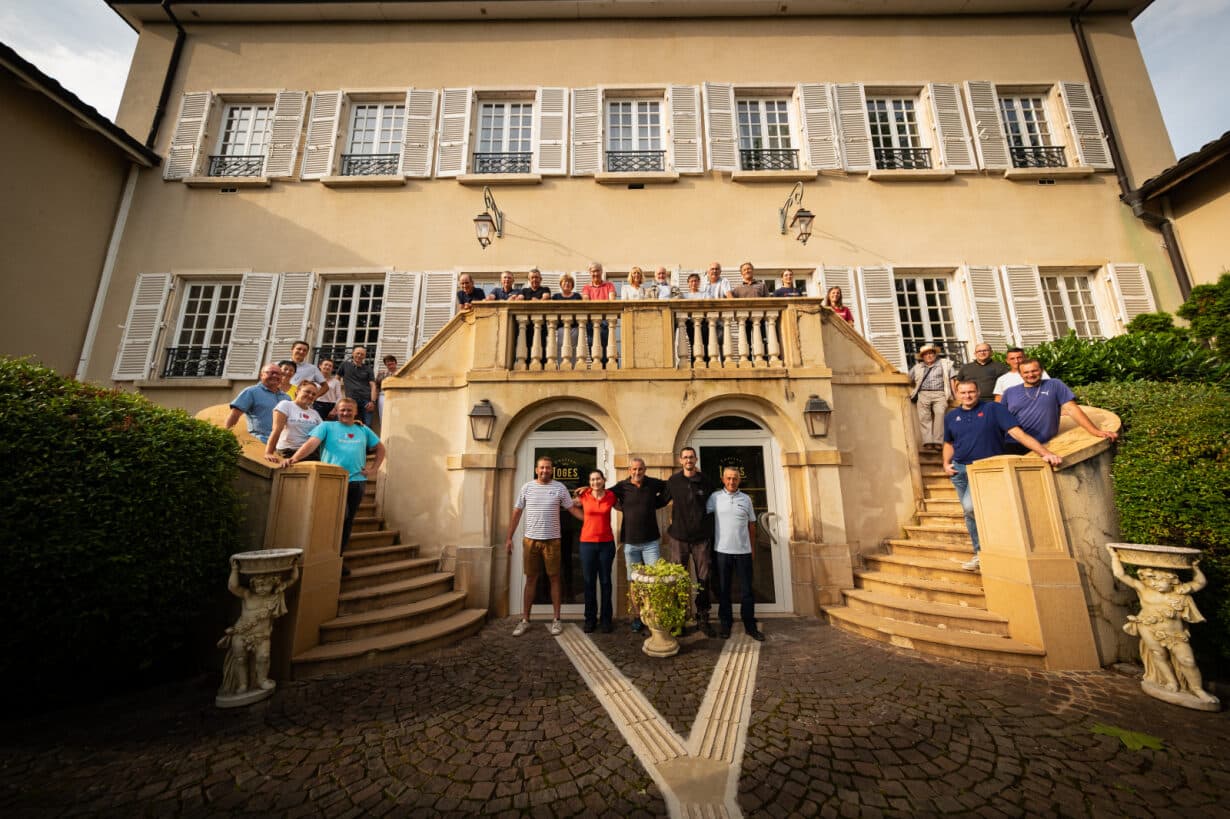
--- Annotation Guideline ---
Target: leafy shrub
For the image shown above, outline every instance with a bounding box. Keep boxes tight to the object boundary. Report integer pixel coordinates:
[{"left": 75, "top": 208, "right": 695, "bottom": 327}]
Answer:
[
  {"left": 1125, "top": 311, "right": 1186, "bottom": 337},
  {"left": 0, "top": 358, "right": 241, "bottom": 701},
  {"left": 1028, "top": 331, "right": 1229, "bottom": 387},
  {"left": 1076, "top": 381, "right": 1230, "bottom": 677},
  {"left": 1177, "top": 271, "right": 1230, "bottom": 353}
]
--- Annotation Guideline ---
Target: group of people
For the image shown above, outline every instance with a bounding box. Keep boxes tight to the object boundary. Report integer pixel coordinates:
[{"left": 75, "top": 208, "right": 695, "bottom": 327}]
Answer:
[
  {"left": 506, "top": 448, "right": 765, "bottom": 642},
  {"left": 922, "top": 342, "right": 1118, "bottom": 571}
]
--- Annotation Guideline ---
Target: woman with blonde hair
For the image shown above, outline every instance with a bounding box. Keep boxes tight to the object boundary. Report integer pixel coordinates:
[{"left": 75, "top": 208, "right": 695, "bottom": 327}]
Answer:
[
  {"left": 823, "top": 286, "right": 855, "bottom": 324},
  {"left": 620, "top": 266, "right": 652, "bottom": 300}
]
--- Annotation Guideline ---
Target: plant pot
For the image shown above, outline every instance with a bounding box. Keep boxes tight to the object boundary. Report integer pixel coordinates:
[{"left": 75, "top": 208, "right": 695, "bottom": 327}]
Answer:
[{"left": 630, "top": 569, "right": 683, "bottom": 658}]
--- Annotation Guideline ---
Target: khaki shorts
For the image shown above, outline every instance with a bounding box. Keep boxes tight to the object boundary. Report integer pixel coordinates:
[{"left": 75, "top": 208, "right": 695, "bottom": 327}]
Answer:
[{"left": 523, "top": 537, "right": 562, "bottom": 577}]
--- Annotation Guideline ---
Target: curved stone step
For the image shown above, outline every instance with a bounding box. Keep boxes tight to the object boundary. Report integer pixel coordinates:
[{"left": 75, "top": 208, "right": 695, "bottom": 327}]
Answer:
[
  {"left": 337, "top": 571, "right": 455, "bottom": 615},
  {"left": 903, "top": 524, "right": 972, "bottom": 546},
  {"left": 863, "top": 553, "right": 983, "bottom": 586},
  {"left": 823, "top": 605, "right": 1045, "bottom": 669},
  {"left": 341, "top": 557, "right": 438, "bottom": 591},
  {"left": 855, "top": 570, "right": 985, "bottom": 607},
  {"left": 351, "top": 515, "right": 384, "bottom": 533},
  {"left": 343, "top": 542, "right": 420, "bottom": 569},
  {"left": 320, "top": 591, "right": 468, "bottom": 643},
  {"left": 886, "top": 537, "right": 972, "bottom": 561},
  {"left": 293, "top": 608, "right": 487, "bottom": 679},
  {"left": 346, "top": 528, "right": 400, "bottom": 549},
  {"left": 840, "top": 588, "right": 1009, "bottom": 637},
  {"left": 922, "top": 498, "right": 962, "bottom": 513}
]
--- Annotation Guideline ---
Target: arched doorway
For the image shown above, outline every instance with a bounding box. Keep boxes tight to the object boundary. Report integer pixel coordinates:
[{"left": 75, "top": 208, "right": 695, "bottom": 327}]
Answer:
[{"left": 691, "top": 415, "right": 793, "bottom": 614}]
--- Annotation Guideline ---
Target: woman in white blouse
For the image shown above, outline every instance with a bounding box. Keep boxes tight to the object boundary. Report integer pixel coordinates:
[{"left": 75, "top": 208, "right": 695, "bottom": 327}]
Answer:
[{"left": 619, "top": 266, "right": 652, "bottom": 300}]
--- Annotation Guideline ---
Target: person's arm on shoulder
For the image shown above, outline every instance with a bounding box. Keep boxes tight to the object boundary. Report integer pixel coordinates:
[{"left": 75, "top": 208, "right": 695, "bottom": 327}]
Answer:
[{"left": 1061, "top": 400, "right": 1118, "bottom": 441}]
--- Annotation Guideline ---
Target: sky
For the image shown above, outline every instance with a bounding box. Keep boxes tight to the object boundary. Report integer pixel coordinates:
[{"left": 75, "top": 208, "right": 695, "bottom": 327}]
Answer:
[{"left": 1, "top": 0, "right": 1228, "bottom": 160}]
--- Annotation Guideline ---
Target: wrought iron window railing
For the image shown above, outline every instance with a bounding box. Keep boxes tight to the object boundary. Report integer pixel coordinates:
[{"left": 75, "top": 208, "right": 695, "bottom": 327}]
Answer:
[
  {"left": 905, "top": 340, "right": 969, "bottom": 367},
  {"left": 207, "top": 154, "right": 265, "bottom": 177},
  {"left": 162, "top": 346, "right": 229, "bottom": 378},
  {"left": 315, "top": 345, "right": 357, "bottom": 370},
  {"left": 739, "top": 148, "right": 799, "bottom": 171},
  {"left": 874, "top": 147, "right": 932, "bottom": 170},
  {"left": 606, "top": 151, "right": 666, "bottom": 172},
  {"left": 473, "top": 152, "right": 532, "bottom": 174},
  {"left": 1009, "top": 145, "right": 1067, "bottom": 169},
  {"left": 341, "top": 153, "right": 399, "bottom": 176}
]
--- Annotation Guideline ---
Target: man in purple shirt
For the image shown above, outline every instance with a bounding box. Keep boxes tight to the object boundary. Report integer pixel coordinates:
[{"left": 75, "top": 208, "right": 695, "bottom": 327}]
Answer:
[{"left": 1001, "top": 359, "right": 1119, "bottom": 447}]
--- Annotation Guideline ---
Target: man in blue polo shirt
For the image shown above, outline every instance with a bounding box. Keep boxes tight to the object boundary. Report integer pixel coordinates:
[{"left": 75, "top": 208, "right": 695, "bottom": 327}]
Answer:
[
  {"left": 1001, "top": 359, "right": 1119, "bottom": 447},
  {"left": 943, "top": 380, "right": 1063, "bottom": 572},
  {"left": 225, "top": 362, "right": 290, "bottom": 443}
]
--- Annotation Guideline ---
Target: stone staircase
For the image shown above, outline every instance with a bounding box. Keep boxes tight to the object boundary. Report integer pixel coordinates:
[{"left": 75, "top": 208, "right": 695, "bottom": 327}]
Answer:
[
  {"left": 291, "top": 476, "right": 486, "bottom": 679},
  {"left": 822, "top": 450, "right": 1046, "bottom": 668}
]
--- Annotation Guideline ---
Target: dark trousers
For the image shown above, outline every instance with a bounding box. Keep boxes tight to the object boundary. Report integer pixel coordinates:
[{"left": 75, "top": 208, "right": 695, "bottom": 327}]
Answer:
[
  {"left": 341, "top": 481, "right": 366, "bottom": 551},
  {"left": 580, "top": 540, "right": 615, "bottom": 627},
  {"left": 715, "top": 552, "right": 756, "bottom": 631}
]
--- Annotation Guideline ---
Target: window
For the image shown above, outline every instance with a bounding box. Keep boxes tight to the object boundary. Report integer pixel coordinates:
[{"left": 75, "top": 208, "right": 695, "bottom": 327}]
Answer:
[
  {"left": 476, "top": 101, "right": 534, "bottom": 173},
  {"left": 210, "top": 104, "right": 272, "bottom": 177},
  {"left": 895, "top": 275, "right": 963, "bottom": 363},
  {"left": 317, "top": 281, "right": 385, "bottom": 366},
  {"left": 606, "top": 100, "right": 664, "bottom": 172},
  {"left": 736, "top": 99, "right": 797, "bottom": 170},
  {"left": 341, "top": 103, "right": 405, "bottom": 176},
  {"left": 867, "top": 97, "right": 929, "bottom": 170},
  {"left": 999, "top": 96, "right": 1065, "bottom": 169},
  {"left": 1042, "top": 273, "right": 1101, "bottom": 339},
  {"left": 163, "top": 282, "right": 240, "bottom": 377}
]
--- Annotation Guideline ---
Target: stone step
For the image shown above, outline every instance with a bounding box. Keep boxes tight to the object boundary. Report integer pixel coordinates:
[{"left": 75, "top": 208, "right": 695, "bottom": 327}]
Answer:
[
  {"left": 319, "top": 591, "right": 468, "bottom": 643},
  {"left": 343, "top": 542, "right": 421, "bottom": 570},
  {"left": 915, "top": 510, "right": 965, "bottom": 529},
  {"left": 863, "top": 553, "right": 983, "bottom": 586},
  {"left": 358, "top": 498, "right": 377, "bottom": 513},
  {"left": 337, "top": 571, "right": 456, "bottom": 615},
  {"left": 840, "top": 588, "right": 1009, "bottom": 637},
  {"left": 923, "top": 485, "right": 957, "bottom": 500},
  {"left": 822, "top": 606, "right": 1045, "bottom": 669},
  {"left": 886, "top": 538, "right": 973, "bottom": 562},
  {"left": 903, "top": 524, "right": 972, "bottom": 546},
  {"left": 346, "top": 528, "right": 400, "bottom": 549},
  {"left": 922, "top": 498, "right": 962, "bottom": 513},
  {"left": 293, "top": 608, "right": 487, "bottom": 679},
  {"left": 341, "top": 557, "right": 438, "bottom": 591},
  {"left": 351, "top": 515, "right": 384, "bottom": 533},
  {"left": 856, "top": 570, "right": 986, "bottom": 607}
]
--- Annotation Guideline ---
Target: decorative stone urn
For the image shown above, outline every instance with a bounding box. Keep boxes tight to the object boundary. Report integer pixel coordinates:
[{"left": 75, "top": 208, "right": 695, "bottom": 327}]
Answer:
[
  {"left": 216, "top": 549, "right": 303, "bottom": 709},
  {"left": 629, "top": 560, "right": 696, "bottom": 659},
  {"left": 1106, "top": 543, "right": 1221, "bottom": 712}
]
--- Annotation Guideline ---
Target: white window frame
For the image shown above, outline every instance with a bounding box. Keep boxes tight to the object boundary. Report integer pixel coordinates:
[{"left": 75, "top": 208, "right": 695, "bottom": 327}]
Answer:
[
  {"left": 866, "top": 94, "right": 928, "bottom": 169},
  {"left": 316, "top": 279, "right": 387, "bottom": 357},
  {"left": 165, "top": 279, "right": 242, "bottom": 377},
  {"left": 606, "top": 98, "right": 664, "bottom": 152},
  {"left": 997, "top": 89, "right": 1067, "bottom": 170},
  {"left": 736, "top": 98, "right": 795, "bottom": 151},
  {"left": 894, "top": 270, "right": 964, "bottom": 361},
  {"left": 346, "top": 102, "right": 406, "bottom": 156},
  {"left": 1040, "top": 270, "right": 1104, "bottom": 339},
  {"left": 216, "top": 103, "right": 273, "bottom": 157},
  {"left": 477, "top": 100, "right": 535, "bottom": 155}
]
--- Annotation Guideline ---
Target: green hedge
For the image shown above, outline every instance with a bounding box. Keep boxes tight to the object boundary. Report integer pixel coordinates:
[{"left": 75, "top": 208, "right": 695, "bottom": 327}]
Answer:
[
  {"left": 1028, "top": 331, "right": 1229, "bottom": 386},
  {"left": 1075, "top": 381, "right": 1230, "bottom": 677},
  {"left": 0, "top": 358, "right": 241, "bottom": 700}
]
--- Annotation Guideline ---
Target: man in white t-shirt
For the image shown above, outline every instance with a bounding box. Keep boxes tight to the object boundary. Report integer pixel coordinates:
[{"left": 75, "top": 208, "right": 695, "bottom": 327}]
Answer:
[
  {"left": 288, "top": 340, "right": 325, "bottom": 390},
  {"left": 505, "top": 456, "right": 584, "bottom": 636}
]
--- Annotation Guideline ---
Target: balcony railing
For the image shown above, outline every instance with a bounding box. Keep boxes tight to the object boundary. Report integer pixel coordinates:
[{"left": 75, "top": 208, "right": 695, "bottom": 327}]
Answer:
[
  {"left": 1009, "top": 145, "right": 1067, "bottom": 169},
  {"left": 473, "top": 152, "right": 532, "bottom": 174},
  {"left": 207, "top": 154, "right": 265, "bottom": 177},
  {"left": 874, "top": 147, "right": 932, "bottom": 170},
  {"left": 341, "top": 153, "right": 399, "bottom": 176},
  {"left": 314, "top": 344, "right": 371, "bottom": 370},
  {"left": 162, "top": 346, "right": 229, "bottom": 378},
  {"left": 606, "top": 151, "right": 666, "bottom": 172},
  {"left": 904, "top": 339, "right": 969, "bottom": 367},
  {"left": 739, "top": 148, "right": 799, "bottom": 171}
]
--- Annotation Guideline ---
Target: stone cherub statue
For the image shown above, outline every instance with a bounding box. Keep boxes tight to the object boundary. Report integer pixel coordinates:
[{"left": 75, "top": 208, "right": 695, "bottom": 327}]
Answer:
[
  {"left": 216, "top": 556, "right": 300, "bottom": 707},
  {"left": 1108, "top": 547, "right": 1220, "bottom": 710}
]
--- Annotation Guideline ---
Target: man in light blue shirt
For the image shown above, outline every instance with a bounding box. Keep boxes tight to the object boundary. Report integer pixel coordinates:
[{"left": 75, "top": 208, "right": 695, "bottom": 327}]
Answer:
[
  {"left": 706, "top": 466, "right": 764, "bottom": 641},
  {"left": 225, "top": 362, "right": 290, "bottom": 443}
]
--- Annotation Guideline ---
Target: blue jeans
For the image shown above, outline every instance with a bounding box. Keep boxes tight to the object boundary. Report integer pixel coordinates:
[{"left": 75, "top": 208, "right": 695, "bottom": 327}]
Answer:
[
  {"left": 715, "top": 551, "right": 756, "bottom": 631},
  {"left": 580, "top": 540, "right": 615, "bottom": 627},
  {"left": 949, "top": 462, "right": 980, "bottom": 553},
  {"left": 624, "top": 540, "right": 661, "bottom": 579}
]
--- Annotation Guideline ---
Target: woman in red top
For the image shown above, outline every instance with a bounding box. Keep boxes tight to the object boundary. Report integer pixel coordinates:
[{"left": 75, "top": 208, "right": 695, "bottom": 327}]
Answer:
[
  {"left": 824, "top": 286, "right": 855, "bottom": 324},
  {"left": 576, "top": 469, "right": 617, "bottom": 633}
]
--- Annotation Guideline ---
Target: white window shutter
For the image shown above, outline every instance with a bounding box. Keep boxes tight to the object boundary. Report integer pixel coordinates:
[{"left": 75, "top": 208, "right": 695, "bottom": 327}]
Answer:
[
  {"left": 833, "top": 83, "right": 874, "bottom": 172},
  {"left": 163, "top": 92, "right": 213, "bottom": 180},
  {"left": 963, "top": 81, "right": 1011, "bottom": 171},
  {"left": 1058, "top": 81, "right": 1112, "bottom": 169},
  {"left": 1105, "top": 263, "right": 1157, "bottom": 328},
  {"left": 1000, "top": 264, "right": 1052, "bottom": 348},
  {"left": 264, "top": 90, "right": 307, "bottom": 178},
  {"left": 927, "top": 83, "right": 977, "bottom": 171},
  {"left": 416, "top": 272, "right": 459, "bottom": 350},
  {"left": 819, "top": 265, "right": 859, "bottom": 326},
  {"left": 399, "top": 88, "right": 439, "bottom": 178},
  {"left": 300, "top": 91, "right": 342, "bottom": 179},
  {"left": 222, "top": 273, "right": 278, "bottom": 379},
  {"left": 268, "top": 272, "right": 317, "bottom": 362},
  {"left": 668, "top": 84, "right": 703, "bottom": 174},
  {"left": 375, "top": 271, "right": 422, "bottom": 365},
  {"left": 570, "top": 87, "right": 602, "bottom": 176},
  {"left": 533, "top": 87, "right": 569, "bottom": 176},
  {"left": 538, "top": 271, "right": 563, "bottom": 293},
  {"left": 702, "top": 82, "right": 737, "bottom": 172},
  {"left": 962, "top": 265, "right": 1012, "bottom": 352},
  {"left": 857, "top": 265, "right": 905, "bottom": 371},
  {"left": 112, "top": 273, "right": 172, "bottom": 380},
  {"left": 436, "top": 88, "right": 473, "bottom": 177},
  {"left": 798, "top": 83, "right": 842, "bottom": 171}
]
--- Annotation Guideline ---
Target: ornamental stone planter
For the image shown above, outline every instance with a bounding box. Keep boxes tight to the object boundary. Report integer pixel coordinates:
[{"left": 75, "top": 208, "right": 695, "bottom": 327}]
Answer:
[{"left": 630, "top": 569, "right": 685, "bottom": 659}]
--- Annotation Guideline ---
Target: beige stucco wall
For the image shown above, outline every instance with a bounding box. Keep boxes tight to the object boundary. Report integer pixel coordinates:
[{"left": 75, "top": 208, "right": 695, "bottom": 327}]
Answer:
[
  {"left": 0, "top": 72, "right": 132, "bottom": 374},
  {"left": 1167, "top": 158, "right": 1230, "bottom": 287}
]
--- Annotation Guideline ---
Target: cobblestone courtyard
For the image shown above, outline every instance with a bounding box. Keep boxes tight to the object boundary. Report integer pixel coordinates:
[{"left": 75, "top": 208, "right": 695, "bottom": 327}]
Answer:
[{"left": 2, "top": 619, "right": 1228, "bottom": 817}]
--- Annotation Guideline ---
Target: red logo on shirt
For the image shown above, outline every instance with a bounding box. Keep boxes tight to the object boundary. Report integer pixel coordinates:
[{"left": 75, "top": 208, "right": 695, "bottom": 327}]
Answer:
[
  {"left": 347, "top": 433, "right": 355, "bottom": 439},
  {"left": 977, "top": 412, "right": 984, "bottom": 417}
]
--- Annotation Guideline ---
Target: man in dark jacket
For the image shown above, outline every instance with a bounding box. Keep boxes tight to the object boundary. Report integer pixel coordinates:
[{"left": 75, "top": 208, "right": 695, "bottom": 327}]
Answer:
[
  {"left": 665, "top": 446, "right": 719, "bottom": 636},
  {"left": 610, "top": 457, "right": 670, "bottom": 633}
]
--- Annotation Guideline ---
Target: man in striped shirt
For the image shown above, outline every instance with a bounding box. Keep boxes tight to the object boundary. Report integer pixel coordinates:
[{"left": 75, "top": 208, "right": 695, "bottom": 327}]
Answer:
[{"left": 506, "top": 456, "right": 584, "bottom": 636}]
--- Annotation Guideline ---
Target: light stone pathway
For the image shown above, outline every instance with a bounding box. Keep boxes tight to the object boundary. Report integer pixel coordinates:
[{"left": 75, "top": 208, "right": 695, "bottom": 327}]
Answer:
[{"left": 556, "top": 624, "right": 761, "bottom": 818}]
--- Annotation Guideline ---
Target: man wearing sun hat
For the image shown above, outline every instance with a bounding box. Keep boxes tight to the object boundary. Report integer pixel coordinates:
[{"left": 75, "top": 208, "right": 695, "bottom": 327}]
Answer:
[{"left": 909, "top": 343, "right": 956, "bottom": 451}]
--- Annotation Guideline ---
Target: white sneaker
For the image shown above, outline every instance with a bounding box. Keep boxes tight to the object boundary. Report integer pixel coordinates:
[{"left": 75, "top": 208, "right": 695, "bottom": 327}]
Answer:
[
  {"left": 961, "top": 555, "right": 981, "bottom": 572},
  {"left": 512, "top": 619, "right": 529, "bottom": 636},
  {"left": 549, "top": 619, "right": 563, "bottom": 636}
]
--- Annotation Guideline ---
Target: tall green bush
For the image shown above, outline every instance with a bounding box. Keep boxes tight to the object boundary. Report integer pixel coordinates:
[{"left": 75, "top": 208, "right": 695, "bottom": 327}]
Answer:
[
  {"left": 1177, "top": 271, "right": 1230, "bottom": 353},
  {"left": 1028, "top": 331, "right": 1229, "bottom": 386},
  {"left": 0, "top": 358, "right": 241, "bottom": 701},
  {"left": 1076, "top": 381, "right": 1230, "bottom": 677}
]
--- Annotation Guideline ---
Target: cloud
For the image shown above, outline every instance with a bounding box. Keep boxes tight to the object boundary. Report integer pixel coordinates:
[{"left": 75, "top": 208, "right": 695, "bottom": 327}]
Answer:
[{"left": 11, "top": 42, "right": 132, "bottom": 119}]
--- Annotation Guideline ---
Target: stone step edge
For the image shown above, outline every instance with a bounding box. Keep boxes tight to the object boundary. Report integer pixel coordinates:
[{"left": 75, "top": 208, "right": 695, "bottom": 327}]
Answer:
[
  {"left": 337, "top": 571, "right": 454, "bottom": 602},
  {"left": 320, "top": 590, "right": 468, "bottom": 631},
  {"left": 840, "top": 588, "right": 1005, "bottom": 623},
  {"left": 348, "top": 529, "right": 401, "bottom": 543},
  {"left": 344, "top": 542, "right": 421, "bottom": 560},
  {"left": 344, "top": 556, "right": 437, "bottom": 580},
  {"left": 855, "top": 570, "right": 985, "bottom": 598},
  {"left": 865, "top": 552, "right": 979, "bottom": 573},
  {"left": 824, "top": 606, "right": 1045, "bottom": 657},
  {"left": 294, "top": 608, "right": 487, "bottom": 663},
  {"left": 886, "top": 539, "right": 972, "bottom": 557}
]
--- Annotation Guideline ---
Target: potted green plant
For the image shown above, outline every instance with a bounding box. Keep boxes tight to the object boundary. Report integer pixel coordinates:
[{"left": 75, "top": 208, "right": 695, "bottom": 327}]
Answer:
[{"left": 628, "top": 558, "right": 698, "bottom": 658}]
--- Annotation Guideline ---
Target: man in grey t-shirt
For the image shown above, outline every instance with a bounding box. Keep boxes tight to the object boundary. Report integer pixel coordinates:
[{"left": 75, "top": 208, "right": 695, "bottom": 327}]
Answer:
[{"left": 706, "top": 466, "right": 764, "bottom": 641}]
